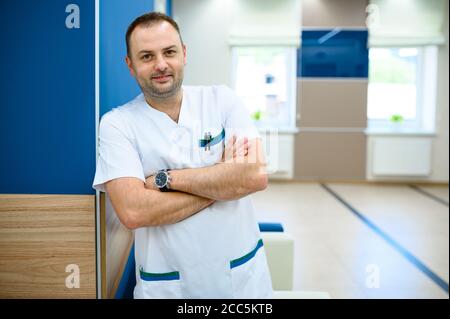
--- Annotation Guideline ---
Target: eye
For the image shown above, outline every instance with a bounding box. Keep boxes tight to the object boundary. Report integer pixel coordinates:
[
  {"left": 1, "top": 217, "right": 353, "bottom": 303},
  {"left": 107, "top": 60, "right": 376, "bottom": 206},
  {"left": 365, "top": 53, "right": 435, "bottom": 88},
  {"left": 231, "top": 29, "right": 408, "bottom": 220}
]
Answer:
[
  {"left": 141, "top": 54, "right": 152, "bottom": 61},
  {"left": 165, "top": 50, "right": 176, "bottom": 56}
]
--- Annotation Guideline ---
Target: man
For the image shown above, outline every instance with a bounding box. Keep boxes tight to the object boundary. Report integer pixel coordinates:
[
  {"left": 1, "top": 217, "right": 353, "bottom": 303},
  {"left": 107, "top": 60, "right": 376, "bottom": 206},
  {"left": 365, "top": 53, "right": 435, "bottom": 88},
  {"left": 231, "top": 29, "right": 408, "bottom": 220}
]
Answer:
[{"left": 93, "top": 12, "right": 273, "bottom": 299}]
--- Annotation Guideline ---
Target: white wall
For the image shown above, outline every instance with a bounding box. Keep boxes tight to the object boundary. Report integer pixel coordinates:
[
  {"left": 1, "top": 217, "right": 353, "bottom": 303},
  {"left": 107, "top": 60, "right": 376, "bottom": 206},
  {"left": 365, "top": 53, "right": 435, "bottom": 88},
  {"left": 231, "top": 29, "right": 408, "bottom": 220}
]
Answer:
[
  {"left": 173, "top": 0, "right": 448, "bottom": 183},
  {"left": 172, "top": 0, "right": 232, "bottom": 87}
]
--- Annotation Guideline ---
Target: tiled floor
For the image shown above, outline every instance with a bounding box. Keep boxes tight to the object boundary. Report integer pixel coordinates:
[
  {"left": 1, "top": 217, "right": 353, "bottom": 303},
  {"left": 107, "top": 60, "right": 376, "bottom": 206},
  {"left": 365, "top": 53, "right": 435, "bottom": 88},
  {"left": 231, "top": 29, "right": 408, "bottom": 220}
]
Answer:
[{"left": 250, "top": 182, "right": 449, "bottom": 299}]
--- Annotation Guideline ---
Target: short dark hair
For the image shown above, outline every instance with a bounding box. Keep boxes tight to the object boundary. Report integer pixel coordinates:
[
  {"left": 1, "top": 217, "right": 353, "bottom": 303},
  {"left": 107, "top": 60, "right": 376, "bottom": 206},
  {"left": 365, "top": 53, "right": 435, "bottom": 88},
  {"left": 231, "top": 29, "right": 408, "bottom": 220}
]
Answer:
[{"left": 126, "top": 12, "right": 183, "bottom": 58}]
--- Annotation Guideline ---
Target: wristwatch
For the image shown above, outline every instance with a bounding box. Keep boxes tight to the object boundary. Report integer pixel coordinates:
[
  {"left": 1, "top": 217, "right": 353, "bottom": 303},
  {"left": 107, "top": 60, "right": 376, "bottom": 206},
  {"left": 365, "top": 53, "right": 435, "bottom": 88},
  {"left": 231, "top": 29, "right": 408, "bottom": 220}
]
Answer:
[{"left": 154, "top": 169, "right": 171, "bottom": 192}]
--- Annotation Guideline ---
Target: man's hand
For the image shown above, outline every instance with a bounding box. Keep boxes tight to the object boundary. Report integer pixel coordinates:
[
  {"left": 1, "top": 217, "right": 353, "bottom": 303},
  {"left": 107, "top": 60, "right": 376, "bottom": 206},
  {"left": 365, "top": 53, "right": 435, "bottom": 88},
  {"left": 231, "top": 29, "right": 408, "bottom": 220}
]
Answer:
[
  {"left": 167, "top": 137, "right": 267, "bottom": 201},
  {"left": 144, "top": 135, "right": 267, "bottom": 201},
  {"left": 222, "top": 135, "right": 249, "bottom": 163},
  {"left": 145, "top": 135, "right": 250, "bottom": 189}
]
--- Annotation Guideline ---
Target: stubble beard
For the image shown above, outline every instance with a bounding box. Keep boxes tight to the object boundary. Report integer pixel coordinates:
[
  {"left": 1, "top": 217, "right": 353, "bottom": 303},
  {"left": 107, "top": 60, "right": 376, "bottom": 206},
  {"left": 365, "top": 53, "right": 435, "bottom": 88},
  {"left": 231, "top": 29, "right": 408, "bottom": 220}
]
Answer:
[{"left": 140, "top": 71, "right": 183, "bottom": 101}]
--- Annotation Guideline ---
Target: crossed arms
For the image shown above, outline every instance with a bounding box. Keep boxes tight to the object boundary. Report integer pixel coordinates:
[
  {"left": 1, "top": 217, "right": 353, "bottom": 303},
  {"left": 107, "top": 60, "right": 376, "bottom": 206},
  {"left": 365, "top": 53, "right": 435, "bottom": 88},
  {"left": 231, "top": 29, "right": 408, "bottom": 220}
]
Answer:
[{"left": 105, "top": 136, "right": 268, "bottom": 229}]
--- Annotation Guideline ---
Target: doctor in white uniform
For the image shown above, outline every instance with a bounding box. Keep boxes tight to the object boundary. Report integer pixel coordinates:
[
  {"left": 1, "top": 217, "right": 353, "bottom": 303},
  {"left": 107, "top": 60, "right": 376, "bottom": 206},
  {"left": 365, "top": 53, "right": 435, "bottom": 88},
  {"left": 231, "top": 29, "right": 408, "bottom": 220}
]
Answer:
[{"left": 93, "top": 12, "right": 273, "bottom": 299}]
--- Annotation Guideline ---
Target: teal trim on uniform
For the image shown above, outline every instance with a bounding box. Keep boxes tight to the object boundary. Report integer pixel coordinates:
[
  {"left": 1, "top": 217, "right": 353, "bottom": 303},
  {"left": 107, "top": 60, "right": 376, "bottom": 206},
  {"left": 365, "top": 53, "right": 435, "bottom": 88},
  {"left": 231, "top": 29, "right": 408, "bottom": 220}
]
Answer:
[
  {"left": 139, "top": 267, "right": 180, "bottom": 281},
  {"left": 230, "top": 239, "right": 264, "bottom": 269},
  {"left": 199, "top": 128, "right": 225, "bottom": 148}
]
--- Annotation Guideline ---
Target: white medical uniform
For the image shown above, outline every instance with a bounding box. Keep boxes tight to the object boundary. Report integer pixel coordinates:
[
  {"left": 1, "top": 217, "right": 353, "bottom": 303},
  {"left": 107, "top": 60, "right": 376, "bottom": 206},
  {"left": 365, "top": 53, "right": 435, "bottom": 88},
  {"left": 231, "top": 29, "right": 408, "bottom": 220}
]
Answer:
[{"left": 93, "top": 85, "right": 273, "bottom": 299}]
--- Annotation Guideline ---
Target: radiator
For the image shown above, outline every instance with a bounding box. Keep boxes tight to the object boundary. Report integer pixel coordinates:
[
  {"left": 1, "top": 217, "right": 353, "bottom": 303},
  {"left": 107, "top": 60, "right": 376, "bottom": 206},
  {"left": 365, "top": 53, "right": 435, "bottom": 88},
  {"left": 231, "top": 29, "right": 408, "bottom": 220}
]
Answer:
[{"left": 372, "top": 137, "right": 432, "bottom": 176}]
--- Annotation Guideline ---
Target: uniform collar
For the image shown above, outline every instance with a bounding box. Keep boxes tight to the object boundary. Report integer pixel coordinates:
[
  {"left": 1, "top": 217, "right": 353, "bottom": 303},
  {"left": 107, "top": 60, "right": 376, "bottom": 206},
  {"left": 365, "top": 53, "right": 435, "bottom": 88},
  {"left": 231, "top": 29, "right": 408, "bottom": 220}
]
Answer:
[{"left": 138, "top": 88, "right": 187, "bottom": 126}]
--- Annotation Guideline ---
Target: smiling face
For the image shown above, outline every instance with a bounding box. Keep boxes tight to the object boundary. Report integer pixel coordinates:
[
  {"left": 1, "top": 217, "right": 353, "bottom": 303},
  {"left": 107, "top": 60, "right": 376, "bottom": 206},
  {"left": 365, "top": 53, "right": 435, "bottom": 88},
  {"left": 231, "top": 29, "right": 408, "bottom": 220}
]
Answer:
[{"left": 126, "top": 21, "right": 186, "bottom": 100}]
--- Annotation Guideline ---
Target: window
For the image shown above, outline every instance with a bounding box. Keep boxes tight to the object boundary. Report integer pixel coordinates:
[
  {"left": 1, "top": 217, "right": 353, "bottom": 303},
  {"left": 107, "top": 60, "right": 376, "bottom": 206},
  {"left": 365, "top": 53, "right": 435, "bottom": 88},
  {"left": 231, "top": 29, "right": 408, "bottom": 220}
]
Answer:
[
  {"left": 231, "top": 47, "right": 297, "bottom": 129},
  {"left": 367, "top": 46, "right": 438, "bottom": 131}
]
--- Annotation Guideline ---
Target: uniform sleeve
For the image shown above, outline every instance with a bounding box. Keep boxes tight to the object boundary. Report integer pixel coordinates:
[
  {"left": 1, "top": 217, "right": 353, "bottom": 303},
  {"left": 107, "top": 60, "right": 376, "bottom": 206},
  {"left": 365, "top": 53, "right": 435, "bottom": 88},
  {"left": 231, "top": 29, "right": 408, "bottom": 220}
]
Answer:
[
  {"left": 219, "top": 85, "right": 260, "bottom": 141},
  {"left": 92, "top": 111, "right": 145, "bottom": 192}
]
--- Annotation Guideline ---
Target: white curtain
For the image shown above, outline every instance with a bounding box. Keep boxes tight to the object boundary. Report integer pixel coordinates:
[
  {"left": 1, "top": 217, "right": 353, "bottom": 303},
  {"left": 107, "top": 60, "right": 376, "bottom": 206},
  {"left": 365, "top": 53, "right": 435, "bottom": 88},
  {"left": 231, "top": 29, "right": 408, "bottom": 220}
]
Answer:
[
  {"left": 367, "top": 0, "right": 447, "bottom": 47},
  {"left": 228, "top": 0, "right": 302, "bottom": 46}
]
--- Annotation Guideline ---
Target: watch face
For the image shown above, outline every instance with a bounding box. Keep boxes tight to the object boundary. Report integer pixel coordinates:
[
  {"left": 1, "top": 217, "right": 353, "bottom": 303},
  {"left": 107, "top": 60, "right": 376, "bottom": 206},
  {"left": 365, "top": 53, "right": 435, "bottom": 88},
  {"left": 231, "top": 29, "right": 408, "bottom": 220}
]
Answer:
[{"left": 155, "top": 171, "right": 167, "bottom": 187}]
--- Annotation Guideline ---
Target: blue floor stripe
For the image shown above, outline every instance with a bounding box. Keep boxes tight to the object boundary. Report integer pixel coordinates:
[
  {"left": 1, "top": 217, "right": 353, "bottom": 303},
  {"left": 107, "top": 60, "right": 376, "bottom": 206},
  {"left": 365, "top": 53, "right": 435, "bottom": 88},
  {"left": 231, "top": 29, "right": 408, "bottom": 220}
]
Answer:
[
  {"left": 321, "top": 183, "right": 449, "bottom": 295},
  {"left": 409, "top": 185, "right": 449, "bottom": 207}
]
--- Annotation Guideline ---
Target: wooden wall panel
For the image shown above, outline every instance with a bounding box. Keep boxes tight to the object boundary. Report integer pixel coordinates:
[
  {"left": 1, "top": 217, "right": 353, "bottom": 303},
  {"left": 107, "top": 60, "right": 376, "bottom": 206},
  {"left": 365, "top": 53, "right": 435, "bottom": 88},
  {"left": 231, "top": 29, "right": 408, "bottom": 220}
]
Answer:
[
  {"left": 298, "top": 80, "right": 368, "bottom": 128},
  {"left": 100, "top": 193, "right": 133, "bottom": 299},
  {"left": 294, "top": 132, "right": 367, "bottom": 180},
  {"left": 0, "top": 195, "right": 96, "bottom": 298}
]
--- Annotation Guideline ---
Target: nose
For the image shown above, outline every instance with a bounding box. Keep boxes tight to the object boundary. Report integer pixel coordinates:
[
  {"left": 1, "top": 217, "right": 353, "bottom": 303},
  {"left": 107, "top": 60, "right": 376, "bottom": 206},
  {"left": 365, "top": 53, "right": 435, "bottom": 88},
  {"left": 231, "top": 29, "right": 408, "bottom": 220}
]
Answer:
[{"left": 154, "top": 54, "right": 168, "bottom": 72}]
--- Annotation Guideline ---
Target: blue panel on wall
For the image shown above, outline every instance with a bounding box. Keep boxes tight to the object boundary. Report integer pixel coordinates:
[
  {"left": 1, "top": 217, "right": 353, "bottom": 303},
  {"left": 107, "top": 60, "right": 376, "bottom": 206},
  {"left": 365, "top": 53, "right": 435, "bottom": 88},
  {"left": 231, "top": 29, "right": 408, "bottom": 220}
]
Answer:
[
  {"left": 298, "top": 30, "right": 369, "bottom": 78},
  {"left": 166, "top": 0, "right": 173, "bottom": 17},
  {"left": 100, "top": 0, "right": 154, "bottom": 116},
  {"left": 0, "top": 0, "right": 95, "bottom": 194}
]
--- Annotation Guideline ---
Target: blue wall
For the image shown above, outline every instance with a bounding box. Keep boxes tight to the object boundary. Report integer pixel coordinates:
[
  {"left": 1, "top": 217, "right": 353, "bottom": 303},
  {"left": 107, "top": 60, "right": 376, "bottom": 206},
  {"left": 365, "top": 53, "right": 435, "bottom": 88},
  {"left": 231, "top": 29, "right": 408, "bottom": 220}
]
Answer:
[
  {"left": 0, "top": 0, "right": 179, "bottom": 194},
  {"left": 0, "top": 0, "right": 95, "bottom": 194},
  {"left": 100, "top": 0, "right": 154, "bottom": 116},
  {"left": 298, "top": 30, "right": 369, "bottom": 78}
]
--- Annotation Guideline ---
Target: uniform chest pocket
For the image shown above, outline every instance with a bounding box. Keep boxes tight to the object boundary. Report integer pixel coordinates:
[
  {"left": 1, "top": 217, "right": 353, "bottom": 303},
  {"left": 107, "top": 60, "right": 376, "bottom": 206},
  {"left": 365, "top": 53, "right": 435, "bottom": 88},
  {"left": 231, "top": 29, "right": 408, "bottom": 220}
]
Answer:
[{"left": 198, "top": 128, "right": 225, "bottom": 165}]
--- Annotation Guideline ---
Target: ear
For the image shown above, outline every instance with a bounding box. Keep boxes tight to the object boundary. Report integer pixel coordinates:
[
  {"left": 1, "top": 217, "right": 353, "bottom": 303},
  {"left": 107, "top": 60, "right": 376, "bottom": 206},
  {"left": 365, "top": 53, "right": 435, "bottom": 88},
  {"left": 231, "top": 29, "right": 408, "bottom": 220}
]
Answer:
[
  {"left": 182, "top": 44, "right": 187, "bottom": 65},
  {"left": 125, "top": 56, "right": 136, "bottom": 77}
]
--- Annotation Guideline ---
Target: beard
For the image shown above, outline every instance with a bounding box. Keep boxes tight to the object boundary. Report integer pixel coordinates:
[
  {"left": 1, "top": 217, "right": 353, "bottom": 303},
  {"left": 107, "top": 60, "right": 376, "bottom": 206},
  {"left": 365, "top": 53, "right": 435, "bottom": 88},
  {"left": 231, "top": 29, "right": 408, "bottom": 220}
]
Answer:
[{"left": 138, "top": 70, "right": 184, "bottom": 100}]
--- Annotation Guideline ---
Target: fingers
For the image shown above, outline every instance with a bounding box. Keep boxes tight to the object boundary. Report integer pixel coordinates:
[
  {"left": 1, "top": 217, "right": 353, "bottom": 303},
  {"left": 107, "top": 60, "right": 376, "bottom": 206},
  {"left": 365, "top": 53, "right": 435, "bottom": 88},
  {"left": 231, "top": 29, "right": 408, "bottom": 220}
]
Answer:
[
  {"left": 234, "top": 138, "right": 249, "bottom": 157},
  {"left": 233, "top": 136, "right": 246, "bottom": 151},
  {"left": 224, "top": 135, "right": 236, "bottom": 152},
  {"left": 227, "top": 135, "right": 237, "bottom": 146},
  {"left": 222, "top": 135, "right": 237, "bottom": 162},
  {"left": 223, "top": 135, "right": 250, "bottom": 162}
]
